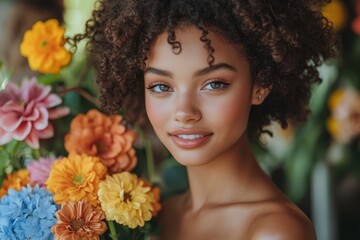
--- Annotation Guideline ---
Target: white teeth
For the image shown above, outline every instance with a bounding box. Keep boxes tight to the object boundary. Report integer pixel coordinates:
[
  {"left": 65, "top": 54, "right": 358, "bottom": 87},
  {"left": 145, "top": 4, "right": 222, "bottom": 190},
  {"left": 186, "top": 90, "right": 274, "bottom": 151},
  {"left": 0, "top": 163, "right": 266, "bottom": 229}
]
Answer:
[{"left": 177, "top": 134, "right": 204, "bottom": 140}]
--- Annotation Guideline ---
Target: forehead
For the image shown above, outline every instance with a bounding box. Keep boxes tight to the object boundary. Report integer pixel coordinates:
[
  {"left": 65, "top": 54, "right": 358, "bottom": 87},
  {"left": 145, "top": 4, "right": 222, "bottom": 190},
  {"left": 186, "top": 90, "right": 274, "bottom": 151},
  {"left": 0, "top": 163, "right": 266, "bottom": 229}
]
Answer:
[{"left": 146, "top": 26, "right": 246, "bottom": 68}]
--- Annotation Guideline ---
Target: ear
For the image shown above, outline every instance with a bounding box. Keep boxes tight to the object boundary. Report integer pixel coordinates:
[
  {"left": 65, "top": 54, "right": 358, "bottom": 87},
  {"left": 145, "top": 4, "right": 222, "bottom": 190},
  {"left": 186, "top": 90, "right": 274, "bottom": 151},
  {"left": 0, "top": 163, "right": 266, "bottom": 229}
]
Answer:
[{"left": 251, "top": 84, "right": 271, "bottom": 105}]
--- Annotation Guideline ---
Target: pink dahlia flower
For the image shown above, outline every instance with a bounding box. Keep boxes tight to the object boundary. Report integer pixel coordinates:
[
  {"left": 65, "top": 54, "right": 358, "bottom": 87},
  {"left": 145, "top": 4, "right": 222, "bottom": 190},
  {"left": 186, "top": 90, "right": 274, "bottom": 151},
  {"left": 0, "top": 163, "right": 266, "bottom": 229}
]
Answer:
[
  {"left": 0, "top": 77, "right": 70, "bottom": 148},
  {"left": 27, "top": 157, "right": 58, "bottom": 187}
]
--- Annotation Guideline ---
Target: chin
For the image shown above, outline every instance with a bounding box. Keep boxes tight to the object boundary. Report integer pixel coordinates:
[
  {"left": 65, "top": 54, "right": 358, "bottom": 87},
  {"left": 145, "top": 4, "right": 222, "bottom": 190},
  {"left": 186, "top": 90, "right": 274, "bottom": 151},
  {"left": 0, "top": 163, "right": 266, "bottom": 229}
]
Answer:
[{"left": 170, "top": 151, "right": 213, "bottom": 167}]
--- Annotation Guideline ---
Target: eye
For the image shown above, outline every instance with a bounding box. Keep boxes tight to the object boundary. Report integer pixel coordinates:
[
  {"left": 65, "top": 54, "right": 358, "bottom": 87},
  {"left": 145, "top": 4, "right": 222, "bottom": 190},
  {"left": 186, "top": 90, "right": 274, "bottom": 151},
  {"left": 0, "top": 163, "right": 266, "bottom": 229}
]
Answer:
[
  {"left": 146, "top": 83, "right": 173, "bottom": 94},
  {"left": 202, "top": 80, "right": 229, "bottom": 91}
]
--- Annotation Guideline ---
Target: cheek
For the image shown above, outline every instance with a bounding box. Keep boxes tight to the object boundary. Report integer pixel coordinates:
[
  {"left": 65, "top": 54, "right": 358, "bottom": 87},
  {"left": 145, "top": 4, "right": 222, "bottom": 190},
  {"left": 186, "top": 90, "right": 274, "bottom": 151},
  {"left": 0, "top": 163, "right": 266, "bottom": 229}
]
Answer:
[
  {"left": 145, "top": 96, "right": 168, "bottom": 131},
  {"left": 203, "top": 92, "right": 251, "bottom": 128}
]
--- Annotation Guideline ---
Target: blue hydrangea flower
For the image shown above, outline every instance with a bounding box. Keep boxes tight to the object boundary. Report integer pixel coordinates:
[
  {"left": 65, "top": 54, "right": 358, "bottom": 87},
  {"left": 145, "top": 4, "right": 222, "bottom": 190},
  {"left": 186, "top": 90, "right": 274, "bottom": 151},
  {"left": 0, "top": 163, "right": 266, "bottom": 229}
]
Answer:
[{"left": 0, "top": 184, "right": 58, "bottom": 240}]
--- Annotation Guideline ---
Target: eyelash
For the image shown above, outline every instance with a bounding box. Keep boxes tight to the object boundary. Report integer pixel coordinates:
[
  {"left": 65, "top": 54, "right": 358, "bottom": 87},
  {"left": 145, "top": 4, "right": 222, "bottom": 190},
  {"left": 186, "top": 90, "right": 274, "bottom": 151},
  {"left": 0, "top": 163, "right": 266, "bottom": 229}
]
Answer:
[
  {"left": 202, "top": 79, "right": 230, "bottom": 92},
  {"left": 145, "top": 79, "right": 230, "bottom": 95},
  {"left": 146, "top": 82, "right": 172, "bottom": 95}
]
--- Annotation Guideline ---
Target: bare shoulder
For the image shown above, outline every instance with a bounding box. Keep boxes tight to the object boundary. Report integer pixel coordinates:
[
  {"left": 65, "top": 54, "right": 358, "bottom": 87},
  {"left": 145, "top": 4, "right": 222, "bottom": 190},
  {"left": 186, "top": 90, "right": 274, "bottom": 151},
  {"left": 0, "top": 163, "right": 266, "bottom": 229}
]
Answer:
[{"left": 247, "top": 200, "right": 317, "bottom": 240}]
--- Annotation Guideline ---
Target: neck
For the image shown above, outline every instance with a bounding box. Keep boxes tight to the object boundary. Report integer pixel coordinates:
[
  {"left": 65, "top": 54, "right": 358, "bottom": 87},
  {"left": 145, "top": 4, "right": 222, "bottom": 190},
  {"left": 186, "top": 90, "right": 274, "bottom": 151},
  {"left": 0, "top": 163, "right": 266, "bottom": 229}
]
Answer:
[{"left": 184, "top": 136, "right": 271, "bottom": 211}]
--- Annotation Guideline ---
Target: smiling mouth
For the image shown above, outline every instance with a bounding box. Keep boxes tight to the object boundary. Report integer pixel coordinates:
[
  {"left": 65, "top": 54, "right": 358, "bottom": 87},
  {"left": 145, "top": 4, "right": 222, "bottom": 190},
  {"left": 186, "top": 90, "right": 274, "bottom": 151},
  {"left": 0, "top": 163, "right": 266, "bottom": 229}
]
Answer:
[{"left": 169, "top": 131, "right": 213, "bottom": 149}]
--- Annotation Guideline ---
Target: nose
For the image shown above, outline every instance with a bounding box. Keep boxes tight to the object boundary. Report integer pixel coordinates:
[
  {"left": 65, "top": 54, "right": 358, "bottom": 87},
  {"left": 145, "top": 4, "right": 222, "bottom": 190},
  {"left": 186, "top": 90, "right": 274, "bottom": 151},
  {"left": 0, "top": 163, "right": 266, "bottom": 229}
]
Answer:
[{"left": 174, "top": 92, "right": 202, "bottom": 124}]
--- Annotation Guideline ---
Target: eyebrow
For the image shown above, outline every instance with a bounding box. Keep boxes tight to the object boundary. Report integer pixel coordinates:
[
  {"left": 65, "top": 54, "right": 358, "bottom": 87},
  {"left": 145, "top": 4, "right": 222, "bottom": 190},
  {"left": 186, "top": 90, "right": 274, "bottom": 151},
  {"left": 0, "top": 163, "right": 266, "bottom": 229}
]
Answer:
[{"left": 144, "top": 63, "right": 237, "bottom": 78}]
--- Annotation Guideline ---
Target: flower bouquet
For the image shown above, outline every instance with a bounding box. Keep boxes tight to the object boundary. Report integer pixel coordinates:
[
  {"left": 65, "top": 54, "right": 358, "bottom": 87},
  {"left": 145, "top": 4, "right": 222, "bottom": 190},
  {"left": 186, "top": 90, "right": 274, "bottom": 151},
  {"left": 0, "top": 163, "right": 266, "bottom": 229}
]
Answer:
[{"left": 0, "top": 19, "right": 161, "bottom": 240}]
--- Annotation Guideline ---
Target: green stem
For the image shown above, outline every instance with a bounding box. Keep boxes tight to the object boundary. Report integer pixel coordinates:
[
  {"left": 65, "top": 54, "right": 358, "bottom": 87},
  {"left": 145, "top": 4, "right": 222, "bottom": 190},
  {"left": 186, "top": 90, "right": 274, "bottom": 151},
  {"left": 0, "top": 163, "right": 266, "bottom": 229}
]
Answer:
[
  {"left": 135, "top": 126, "right": 155, "bottom": 183},
  {"left": 10, "top": 141, "right": 22, "bottom": 170},
  {"left": 107, "top": 221, "right": 118, "bottom": 240},
  {"left": 145, "top": 138, "right": 155, "bottom": 183}
]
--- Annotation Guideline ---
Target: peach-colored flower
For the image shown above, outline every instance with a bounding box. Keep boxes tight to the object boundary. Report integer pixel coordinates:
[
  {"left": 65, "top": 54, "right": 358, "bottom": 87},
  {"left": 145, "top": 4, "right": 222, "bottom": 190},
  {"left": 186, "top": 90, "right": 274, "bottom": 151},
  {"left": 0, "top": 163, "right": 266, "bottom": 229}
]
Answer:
[
  {"left": 52, "top": 200, "right": 107, "bottom": 240},
  {"left": 46, "top": 154, "right": 107, "bottom": 205},
  {"left": 20, "top": 19, "right": 71, "bottom": 74},
  {"left": 0, "top": 77, "right": 70, "bottom": 149},
  {"left": 0, "top": 169, "right": 32, "bottom": 198},
  {"left": 327, "top": 88, "right": 360, "bottom": 143},
  {"left": 65, "top": 109, "right": 137, "bottom": 174}
]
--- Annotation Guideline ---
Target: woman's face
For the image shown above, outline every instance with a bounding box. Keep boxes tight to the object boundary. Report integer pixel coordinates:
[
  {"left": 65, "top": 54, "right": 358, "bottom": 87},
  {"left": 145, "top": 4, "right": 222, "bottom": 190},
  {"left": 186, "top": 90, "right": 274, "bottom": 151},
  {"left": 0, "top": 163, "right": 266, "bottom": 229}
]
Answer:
[{"left": 144, "top": 26, "right": 261, "bottom": 166}]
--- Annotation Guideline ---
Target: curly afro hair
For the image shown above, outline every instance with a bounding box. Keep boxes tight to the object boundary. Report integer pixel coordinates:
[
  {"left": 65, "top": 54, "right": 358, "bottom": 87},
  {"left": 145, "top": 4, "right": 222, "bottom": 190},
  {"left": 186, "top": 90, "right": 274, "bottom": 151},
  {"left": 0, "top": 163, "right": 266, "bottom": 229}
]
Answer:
[{"left": 74, "top": 0, "right": 338, "bottom": 137}]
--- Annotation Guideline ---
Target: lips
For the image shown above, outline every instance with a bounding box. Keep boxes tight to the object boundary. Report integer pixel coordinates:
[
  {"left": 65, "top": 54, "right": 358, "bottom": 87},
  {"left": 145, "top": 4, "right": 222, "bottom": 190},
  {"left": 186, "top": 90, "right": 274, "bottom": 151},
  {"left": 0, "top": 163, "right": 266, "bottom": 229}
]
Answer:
[{"left": 169, "top": 129, "right": 213, "bottom": 149}]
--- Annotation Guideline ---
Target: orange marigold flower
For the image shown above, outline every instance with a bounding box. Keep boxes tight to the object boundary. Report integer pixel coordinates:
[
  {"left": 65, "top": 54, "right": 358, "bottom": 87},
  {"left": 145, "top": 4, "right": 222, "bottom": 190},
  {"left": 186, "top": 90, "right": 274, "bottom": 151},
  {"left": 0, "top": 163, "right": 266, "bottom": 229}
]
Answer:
[
  {"left": 0, "top": 169, "right": 32, "bottom": 198},
  {"left": 150, "top": 187, "right": 162, "bottom": 217},
  {"left": 52, "top": 200, "right": 107, "bottom": 240},
  {"left": 20, "top": 19, "right": 71, "bottom": 74},
  {"left": 65, "top": 109, "right": 138, "bottom": 174},
  {"left": 46, "top": 154, "right": 107, "bottom": 205},
  {"left": 143, "top": 182, "right": 162, "bottom": 217}
]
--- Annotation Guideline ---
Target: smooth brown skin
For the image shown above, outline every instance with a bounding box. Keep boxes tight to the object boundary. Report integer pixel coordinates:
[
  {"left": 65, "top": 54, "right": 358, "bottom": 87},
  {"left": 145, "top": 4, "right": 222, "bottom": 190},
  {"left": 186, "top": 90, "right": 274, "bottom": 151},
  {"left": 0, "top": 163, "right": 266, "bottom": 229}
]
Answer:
[{"left": 145, "top": 26, "right": 316, "bottom": 240}]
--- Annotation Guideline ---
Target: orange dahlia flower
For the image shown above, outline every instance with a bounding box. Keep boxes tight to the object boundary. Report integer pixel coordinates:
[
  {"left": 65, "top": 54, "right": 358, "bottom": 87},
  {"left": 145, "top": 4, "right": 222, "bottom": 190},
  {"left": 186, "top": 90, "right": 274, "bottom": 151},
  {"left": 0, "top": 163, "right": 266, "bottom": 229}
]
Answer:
[
  {"left": 0, "top": 169, "right": 32, "bottom": 198},
  {"left": 65, "top": 109, "right": 138, "bottom": 174},
  {"left": 46, "top": 155, "right": 107, "bottom": 205},
  {"left": 52, "top": 200, "right": 107, "bottom": 240},
  {"left": 144, "top": 182, "right": 162, "bottom": 217},
  {"left": 20, "top": 19, "right": 71, "bottom": 74}
]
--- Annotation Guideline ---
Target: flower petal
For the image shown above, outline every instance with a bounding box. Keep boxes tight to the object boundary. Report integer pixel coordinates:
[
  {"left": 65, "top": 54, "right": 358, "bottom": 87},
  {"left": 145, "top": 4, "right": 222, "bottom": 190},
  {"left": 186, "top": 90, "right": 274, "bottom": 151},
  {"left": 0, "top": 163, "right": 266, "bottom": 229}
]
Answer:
[
  {"left": 21, "top": 78, "right": 51, "bottom": 102},
  {"left": 24, "top": 130, "right": 40, "bottom": 149},
  {"left": 36, "top": 124, "right": 54, "bottom": 139},
  {"left": 2, "top": 101, "right": 24, "bottom": 114},
  {"left": 12, "top": 121, "right": 32, "bottom": 141},
  {"left": 0, "top": 83, "right": 20, "bottom": 105},
  {"left": 48, "top": 107, "right": 70, "bottom": 119},
  {"left": 0, "top": 128, "right": 12, "bottom": 145},
  {"left": 42, "top": 94, "right": 61, "bottom": 108},
  {"left": 0, "top": 111, "right": 23, "bottom": 132},
  {"left": 34, "top": 107, "right": 49, "bottom": 130}
]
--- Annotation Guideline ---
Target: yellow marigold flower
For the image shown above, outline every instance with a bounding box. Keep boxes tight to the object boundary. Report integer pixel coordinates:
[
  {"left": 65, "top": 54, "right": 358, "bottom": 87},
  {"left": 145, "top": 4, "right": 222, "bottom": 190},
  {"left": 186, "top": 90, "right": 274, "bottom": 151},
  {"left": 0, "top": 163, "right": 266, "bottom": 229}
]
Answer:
[
  {"left": 98, "top": 172, "right": 156, "bottom": 229},
  {"left": 322, "top": 0, "right": 348, "bottom": 31},
  {"left": 46, "top": 155, "right": 107, "bottom": 205},
  {"left": 0, "top": 169, "right": 31, "bottom": 198},
  {"left": 20, "top": 19, "right": 71, "bottom": 74}
]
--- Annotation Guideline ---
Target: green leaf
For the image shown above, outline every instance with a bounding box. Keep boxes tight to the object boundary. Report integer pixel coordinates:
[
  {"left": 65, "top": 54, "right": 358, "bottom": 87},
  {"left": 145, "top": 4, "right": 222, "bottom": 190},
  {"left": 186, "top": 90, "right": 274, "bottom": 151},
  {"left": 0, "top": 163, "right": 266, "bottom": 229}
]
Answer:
[{"left": 37, "top": 74, "right": 64, "bottom": 85}]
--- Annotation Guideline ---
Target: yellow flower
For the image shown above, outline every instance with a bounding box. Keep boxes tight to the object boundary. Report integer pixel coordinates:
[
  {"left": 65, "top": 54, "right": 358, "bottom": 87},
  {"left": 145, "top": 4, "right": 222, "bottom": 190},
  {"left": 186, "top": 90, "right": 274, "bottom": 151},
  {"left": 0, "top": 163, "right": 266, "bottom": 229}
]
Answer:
[
  {"left": 98, "top": 172, "right": 156, "bottom": 229},
  {"left": 46, "top": 154, "right": 107, "bottom": 205},
  {"left": 20, "top": 19, "right": 71, "bottom": 74},
  {"left": 328, "top": 88, "right": 345, "bottom": 110},
  {"left": 327, "top": 88, "right": 360, "bottom": 142},
  {"left": 0, "top": 169, "right": 31, "bottom": 198},
  {"left": 322, "top": 0, "right": 348, "bottom": 31}
]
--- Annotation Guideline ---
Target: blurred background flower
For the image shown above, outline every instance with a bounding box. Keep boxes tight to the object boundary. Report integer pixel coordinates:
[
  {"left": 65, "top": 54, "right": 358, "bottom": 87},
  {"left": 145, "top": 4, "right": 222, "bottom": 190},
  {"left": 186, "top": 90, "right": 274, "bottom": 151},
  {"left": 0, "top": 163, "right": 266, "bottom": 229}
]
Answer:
[{"left": 20, "top": 19, "right": 71, "bottom": 74}]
